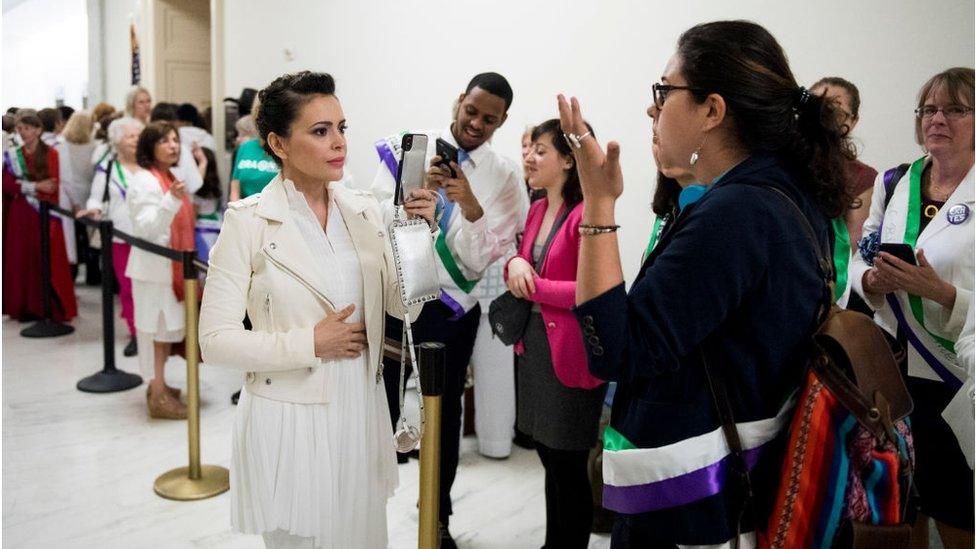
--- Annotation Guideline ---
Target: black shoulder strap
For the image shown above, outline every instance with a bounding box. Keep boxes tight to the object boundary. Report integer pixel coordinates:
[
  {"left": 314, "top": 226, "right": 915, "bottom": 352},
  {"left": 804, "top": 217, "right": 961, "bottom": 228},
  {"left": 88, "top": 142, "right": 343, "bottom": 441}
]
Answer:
[
  {"left": 701, "top": 348, "right": 758, "bottom": 547},
  {"left": 533, "top": 205, "right": 572, "bottom": 271},
  {"left": 883, "top": 163, "right": 911, "bottom": 210},
  {"left": 748, "top": 183, "right": 834, "bottom": 325},
  {"left": 100, "top": 158, "right": 115, "bottom": 204}
]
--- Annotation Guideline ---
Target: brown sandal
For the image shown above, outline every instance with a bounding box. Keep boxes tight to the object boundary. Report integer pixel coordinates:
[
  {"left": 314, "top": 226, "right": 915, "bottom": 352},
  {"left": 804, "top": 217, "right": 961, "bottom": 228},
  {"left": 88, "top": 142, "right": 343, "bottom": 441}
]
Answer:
[
  {"left": 145, "top": 384, "right": 181, "bottom": 402},
  {"left": 147, "top": 385, "right": 188, "bottom": 420}
]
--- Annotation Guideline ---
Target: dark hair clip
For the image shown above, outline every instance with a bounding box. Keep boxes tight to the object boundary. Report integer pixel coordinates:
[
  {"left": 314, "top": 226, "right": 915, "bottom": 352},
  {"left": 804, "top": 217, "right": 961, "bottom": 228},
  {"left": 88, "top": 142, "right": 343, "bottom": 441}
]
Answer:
[{"left": 796, "top": 86, "right": 811, "bottom": 107}]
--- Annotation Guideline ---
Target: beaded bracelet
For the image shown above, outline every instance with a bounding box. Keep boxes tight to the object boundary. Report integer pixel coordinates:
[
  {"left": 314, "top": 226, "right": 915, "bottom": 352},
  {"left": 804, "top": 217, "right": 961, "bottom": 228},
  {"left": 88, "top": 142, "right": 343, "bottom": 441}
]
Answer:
[{"left": 578, "top": 224, "right": 620, "bottom": 236}]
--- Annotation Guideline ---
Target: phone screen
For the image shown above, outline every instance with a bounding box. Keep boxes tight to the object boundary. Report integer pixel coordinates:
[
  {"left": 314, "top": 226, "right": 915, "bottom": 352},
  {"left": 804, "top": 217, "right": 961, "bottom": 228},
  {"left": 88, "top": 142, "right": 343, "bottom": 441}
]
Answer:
[
  {"left": 436, "top": 138, "right": 458, "bottom": 177},
  {"left": 878, "top": 243, "right": 917, "bottom": 266},
  {"left": 396, "top": 134, "right": 428, "bottom": 205}
]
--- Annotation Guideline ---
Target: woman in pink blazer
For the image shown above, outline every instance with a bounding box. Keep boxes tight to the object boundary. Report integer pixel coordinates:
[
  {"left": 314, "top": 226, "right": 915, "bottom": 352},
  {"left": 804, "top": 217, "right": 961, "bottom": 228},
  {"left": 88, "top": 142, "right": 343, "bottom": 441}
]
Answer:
[{"left": 504, "top": 118, "right": 607, "bottom": 549}]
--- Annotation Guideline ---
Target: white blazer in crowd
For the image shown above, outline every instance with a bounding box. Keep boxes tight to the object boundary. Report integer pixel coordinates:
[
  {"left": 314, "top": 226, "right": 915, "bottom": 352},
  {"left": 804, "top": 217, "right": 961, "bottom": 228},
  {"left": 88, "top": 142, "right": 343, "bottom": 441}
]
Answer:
[
  {"left": 59, "top": 141, "right": 96, "bottom": 209},
  {"left": 199, "top": 175, "right": 419, "bottom": 403},
  {"left": 178, "top": 126, "right": 216, "bottom": 152},
  {"left": 124, "top": 168, "right": 184, "bottom": 285},
  {"left": 86, "top": 158, "right": 135, "bottom": 241},
  {"left": 172, "top": 141, "right": 203, "bottom": 195},
  {"left": 850, "top": 157, "right": 975, "bottom": 384}
]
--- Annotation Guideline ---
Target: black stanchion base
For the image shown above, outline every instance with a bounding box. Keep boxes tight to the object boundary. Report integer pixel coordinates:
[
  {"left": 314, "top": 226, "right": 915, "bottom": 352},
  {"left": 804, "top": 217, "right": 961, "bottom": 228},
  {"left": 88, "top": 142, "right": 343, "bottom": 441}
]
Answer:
[
  {"left": 77, "top": 369, "right": 143, "bottom": 393},
  {"left": 20, "top": 319, "right": 75, "bottom": 338}
]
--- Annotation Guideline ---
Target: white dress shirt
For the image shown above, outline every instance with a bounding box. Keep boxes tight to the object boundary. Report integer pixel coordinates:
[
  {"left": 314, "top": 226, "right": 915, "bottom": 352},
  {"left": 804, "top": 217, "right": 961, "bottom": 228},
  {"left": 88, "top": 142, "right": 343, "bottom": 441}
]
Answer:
[{"left": 370, "top": 126, "right": 528, "bottom": 312}]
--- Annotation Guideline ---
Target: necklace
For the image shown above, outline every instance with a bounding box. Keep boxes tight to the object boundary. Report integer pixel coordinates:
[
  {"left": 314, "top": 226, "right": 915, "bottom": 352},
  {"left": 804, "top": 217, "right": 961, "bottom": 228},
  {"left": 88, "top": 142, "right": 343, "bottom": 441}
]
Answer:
[{"left": 923, "top": 166, "right": 958, "bottom": 202}]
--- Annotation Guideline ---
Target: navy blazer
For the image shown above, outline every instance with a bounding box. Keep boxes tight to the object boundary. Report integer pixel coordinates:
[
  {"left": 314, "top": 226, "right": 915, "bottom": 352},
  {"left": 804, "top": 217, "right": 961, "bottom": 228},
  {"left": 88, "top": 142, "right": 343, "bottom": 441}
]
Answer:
[{"left": 575, "top": 154, "right": 829, "bottom": 544}]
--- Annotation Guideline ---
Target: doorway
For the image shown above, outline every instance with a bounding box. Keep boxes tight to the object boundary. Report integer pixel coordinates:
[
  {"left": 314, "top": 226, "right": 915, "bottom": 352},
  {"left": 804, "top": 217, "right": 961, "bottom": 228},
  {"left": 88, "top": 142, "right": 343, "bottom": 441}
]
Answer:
[{"left": 152, "top": 0, "right": 211, "bottom": 109}]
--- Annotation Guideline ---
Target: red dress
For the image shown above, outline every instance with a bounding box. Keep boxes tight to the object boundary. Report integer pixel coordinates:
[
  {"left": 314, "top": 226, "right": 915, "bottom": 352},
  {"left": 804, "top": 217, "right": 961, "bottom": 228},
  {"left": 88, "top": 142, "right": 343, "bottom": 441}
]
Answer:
[{"left": 2, "top": 146, "right": 77, "bottom": 321}]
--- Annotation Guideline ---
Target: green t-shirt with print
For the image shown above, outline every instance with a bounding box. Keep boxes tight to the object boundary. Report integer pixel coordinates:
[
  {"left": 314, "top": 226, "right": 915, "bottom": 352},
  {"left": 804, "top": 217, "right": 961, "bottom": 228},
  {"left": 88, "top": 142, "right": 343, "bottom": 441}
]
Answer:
[{"left": 231, "top": 138, "right": 279, "bottom": 198}]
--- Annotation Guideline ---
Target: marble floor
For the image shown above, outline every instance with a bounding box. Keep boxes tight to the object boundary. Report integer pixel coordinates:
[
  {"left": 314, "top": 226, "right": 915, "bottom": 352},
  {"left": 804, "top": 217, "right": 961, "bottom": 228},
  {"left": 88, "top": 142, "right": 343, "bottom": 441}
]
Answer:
[{"left": 2, "top": 285, "right": 612, "bottom": 548}]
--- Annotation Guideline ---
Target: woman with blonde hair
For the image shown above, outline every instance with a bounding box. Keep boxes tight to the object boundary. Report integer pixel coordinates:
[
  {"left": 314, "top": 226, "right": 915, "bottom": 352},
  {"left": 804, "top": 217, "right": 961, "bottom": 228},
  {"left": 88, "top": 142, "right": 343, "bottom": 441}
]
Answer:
[
  {"left": 60, "top": 112, "right": 96, "bottom": 211},
  {"left": 125, "top": 86, "right": 153, "bottom": 124},
  {"left": 850, "top": 67, "right": 975, "bottom": 548},
  {"left": 60, "top": 111, "right": 99, "bottom": 282}
]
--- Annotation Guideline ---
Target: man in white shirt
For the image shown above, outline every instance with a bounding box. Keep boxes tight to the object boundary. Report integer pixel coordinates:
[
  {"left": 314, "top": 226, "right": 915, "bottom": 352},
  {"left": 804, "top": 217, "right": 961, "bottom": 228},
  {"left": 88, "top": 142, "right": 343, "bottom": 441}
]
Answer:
[{"left": 371, "top": 72, "right": 527, "bottom": 547}]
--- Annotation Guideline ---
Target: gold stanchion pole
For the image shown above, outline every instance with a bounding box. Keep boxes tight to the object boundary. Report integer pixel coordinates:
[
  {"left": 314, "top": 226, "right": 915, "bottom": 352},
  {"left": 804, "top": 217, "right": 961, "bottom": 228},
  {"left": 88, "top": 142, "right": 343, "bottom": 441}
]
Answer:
[
  {"left": 154, "top": 253, "right": 229, "bottom": 500},
  {"left": 417, "top": 342, "right": 445, "bottom": 549}
]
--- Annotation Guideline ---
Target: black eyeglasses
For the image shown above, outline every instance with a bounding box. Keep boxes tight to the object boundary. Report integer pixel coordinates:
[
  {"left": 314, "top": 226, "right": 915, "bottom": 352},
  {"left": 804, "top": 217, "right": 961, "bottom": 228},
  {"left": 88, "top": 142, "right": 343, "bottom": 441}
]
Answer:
[
  {"left": 915, "top": 104, "right": 974, "bottom": 120},
  {"left": 652, "top": 83, "right": 707, "bottom": 109}
]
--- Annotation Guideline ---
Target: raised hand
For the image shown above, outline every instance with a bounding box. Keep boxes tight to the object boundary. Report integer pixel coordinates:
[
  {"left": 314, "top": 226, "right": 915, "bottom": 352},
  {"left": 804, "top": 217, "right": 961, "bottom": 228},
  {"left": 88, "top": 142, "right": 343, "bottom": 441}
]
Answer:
[
  {"left": 557, "top": 94, "right": 623, "bottom": 202},
  {"left": 169, "top": 180, "right": 187, "bottom": 201}
]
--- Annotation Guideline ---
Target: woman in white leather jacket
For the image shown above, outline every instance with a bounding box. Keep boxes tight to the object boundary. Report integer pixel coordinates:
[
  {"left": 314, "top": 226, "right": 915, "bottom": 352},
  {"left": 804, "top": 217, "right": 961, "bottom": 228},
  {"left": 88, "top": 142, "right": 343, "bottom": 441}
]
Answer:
[{"left": 199, "top": 71, "right": 436, "bottom": 549}]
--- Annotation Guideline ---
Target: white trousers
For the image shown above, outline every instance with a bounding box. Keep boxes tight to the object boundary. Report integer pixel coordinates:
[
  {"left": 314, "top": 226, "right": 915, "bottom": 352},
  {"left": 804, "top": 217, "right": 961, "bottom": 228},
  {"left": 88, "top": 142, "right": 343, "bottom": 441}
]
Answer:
[{"left": 470, "top": 312, "right": 515, "bottom": 458}]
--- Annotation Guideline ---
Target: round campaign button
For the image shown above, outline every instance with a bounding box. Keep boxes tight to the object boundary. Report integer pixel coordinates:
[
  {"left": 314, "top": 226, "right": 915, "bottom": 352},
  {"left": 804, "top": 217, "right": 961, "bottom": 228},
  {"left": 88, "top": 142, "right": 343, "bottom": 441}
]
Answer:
[{"left": 946, "top": 203, "right": 970, "bottom": 225}]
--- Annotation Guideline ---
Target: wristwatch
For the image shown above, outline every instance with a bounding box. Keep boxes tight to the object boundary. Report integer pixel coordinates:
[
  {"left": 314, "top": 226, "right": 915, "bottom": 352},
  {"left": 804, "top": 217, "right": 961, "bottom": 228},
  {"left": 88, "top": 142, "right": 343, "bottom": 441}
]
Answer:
[{"left": 563, "top": 131, "right": 592, "bottom": 150}]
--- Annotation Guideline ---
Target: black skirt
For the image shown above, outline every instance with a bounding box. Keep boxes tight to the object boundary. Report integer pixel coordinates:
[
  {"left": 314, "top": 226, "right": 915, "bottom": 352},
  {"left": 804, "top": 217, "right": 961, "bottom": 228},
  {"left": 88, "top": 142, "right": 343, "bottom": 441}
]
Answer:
[
  {"left": 517, "top": 312, "right": 607, "bottom": 451},
  {"left": 906, "top": 375, "right": 974, "bottom": 530}
]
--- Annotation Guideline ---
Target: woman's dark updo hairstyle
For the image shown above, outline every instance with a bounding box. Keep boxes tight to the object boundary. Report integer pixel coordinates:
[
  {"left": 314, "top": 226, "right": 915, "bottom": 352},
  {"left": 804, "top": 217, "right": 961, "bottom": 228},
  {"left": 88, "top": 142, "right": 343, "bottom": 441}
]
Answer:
[
  {"left": 677, "top": 21, "right": 854, "bottom": 217},
  {"left": 256, "top": 71, "right": 336, "bottom": 166},
  {"left": 530, "top": 118, "right": 593, "bottom": 207},
  {"left": 136, "top": 121, "right": 179, "bottom": 169}
]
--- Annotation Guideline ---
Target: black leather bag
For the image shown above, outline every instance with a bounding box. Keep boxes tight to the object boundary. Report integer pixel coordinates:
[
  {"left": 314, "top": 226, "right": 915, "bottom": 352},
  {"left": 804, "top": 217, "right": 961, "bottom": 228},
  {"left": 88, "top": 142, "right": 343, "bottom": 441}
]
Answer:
[
  {"left": 489, "top": 290, "right": 533, "bottom": 345},
  {"left": 489, "top": 207, "right": 570, "bottom": 345}
]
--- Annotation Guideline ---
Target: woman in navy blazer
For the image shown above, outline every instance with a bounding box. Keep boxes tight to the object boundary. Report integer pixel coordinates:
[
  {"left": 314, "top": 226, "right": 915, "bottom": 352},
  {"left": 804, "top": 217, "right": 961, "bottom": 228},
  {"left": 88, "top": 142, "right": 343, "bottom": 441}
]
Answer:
[{"left": 557, "top": 22, "right": 856, "bottom": 546}]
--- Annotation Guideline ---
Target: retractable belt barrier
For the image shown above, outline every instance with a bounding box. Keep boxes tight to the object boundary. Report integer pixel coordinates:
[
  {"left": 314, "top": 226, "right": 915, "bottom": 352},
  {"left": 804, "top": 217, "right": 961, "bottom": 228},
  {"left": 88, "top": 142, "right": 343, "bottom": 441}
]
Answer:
[
  {"left": 417, "top": 342, "right": 446, "bottom": 549},
  {"left": 26, "top": 200, "right": 229, "bottom": 501}
]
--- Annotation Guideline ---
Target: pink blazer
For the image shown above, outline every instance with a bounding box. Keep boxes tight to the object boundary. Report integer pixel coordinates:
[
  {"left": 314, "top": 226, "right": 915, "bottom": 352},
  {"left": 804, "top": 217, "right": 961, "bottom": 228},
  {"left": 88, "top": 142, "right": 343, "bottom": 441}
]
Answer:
[{"left": 504, "top": 198, "right": 605, "bottom": 389}]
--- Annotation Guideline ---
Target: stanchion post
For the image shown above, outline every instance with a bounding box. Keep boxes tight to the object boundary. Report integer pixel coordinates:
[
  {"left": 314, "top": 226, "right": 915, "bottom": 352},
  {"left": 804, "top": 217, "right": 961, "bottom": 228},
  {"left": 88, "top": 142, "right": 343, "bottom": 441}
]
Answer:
[
  {"left": 154, "top": 251, "right": 229, "bottom": 500},
  {"left": 77, "top": 219, "right": 142, "bottom": 392},
  {"left": 418, "top": 342, "right": 446, "bottom": 549},
  {"left": 21, "top": 200, "right": 74, "bottom": 338}
]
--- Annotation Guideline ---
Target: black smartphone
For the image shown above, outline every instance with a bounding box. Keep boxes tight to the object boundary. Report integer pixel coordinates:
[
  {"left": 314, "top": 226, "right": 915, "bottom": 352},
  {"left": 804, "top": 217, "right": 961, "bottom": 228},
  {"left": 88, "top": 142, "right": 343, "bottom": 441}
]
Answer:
[
  {"left": 435, "top": 138, "right": 458, "bottom": 178},
  {"left": 395, "top": 133, "right": 428, "bottom": 205},
  {"left": 878, "top": 243, "right": 917, "bottom": 266}
]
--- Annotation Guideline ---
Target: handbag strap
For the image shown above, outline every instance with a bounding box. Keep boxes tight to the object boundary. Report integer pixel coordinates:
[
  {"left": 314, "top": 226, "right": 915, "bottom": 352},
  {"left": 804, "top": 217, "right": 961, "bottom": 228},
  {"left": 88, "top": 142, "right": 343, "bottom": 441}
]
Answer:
[
  {"left": 101, "top": 157, "right": 115, "bottom": 204},
  {"left": 701, "top": 348, "right": 759, "bottom": 548},
  {"left": 533, "top": 204, "right": 572, "bottom": 271}
]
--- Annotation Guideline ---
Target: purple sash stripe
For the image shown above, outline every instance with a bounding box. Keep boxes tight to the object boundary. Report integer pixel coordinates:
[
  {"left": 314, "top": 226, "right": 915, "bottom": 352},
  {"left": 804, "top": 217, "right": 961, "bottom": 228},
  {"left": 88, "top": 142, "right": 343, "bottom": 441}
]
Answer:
[
  {"left": 602, "top": 445, "right": 763, "bottom": 514},
  {"left": 4, "top": 150, "right": 15, "bottom": 174},
  {"left": 885, "top": 293, "right": 962, "bottom": 390},
  {"left": 375, "top": 139, "right": 399, "bottom": 180},
  {"left": 439, "top": 290, "right": 466, "bottom": 321}
]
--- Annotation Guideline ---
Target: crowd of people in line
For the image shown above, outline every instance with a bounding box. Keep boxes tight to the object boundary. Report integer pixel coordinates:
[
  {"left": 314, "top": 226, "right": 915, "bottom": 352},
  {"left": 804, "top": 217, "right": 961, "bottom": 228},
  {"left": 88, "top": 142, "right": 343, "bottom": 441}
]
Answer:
[
  {"left": 4, "top": 18, "right": 974, "bottom": 549},
  {"left": 2, "top": 87, "right": 260, "bottom": 419}
]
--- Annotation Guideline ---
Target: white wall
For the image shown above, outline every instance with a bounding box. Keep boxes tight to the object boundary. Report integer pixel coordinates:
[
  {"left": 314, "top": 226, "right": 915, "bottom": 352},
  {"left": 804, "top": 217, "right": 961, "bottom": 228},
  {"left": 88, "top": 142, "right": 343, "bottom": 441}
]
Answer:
[
  {"left": 3, "top": 0, "right": 89, "bottom": 110},
  {"left": 220, "top": 0, "right": 974, "bottom": 279},
  {"left": 100, "top": 0, "right": 143, "bottom": 109}
]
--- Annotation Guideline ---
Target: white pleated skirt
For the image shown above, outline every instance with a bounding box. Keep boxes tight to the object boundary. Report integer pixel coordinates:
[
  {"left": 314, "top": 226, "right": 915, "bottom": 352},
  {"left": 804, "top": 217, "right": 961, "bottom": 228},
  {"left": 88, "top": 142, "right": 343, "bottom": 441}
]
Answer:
[
  {"left": 131, "top": 279, "right": 185, "bottom": 334},
  {"left": 231, "top": 357, "right": 398, "bottom": 549}
]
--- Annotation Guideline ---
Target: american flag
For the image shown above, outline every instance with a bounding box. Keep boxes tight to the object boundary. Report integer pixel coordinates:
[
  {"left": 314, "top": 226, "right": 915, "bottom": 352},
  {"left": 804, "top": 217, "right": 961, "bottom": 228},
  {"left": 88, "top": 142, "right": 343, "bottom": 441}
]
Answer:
[{"left": 130, "top": 22, "right": 141, "bottom": 85}]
